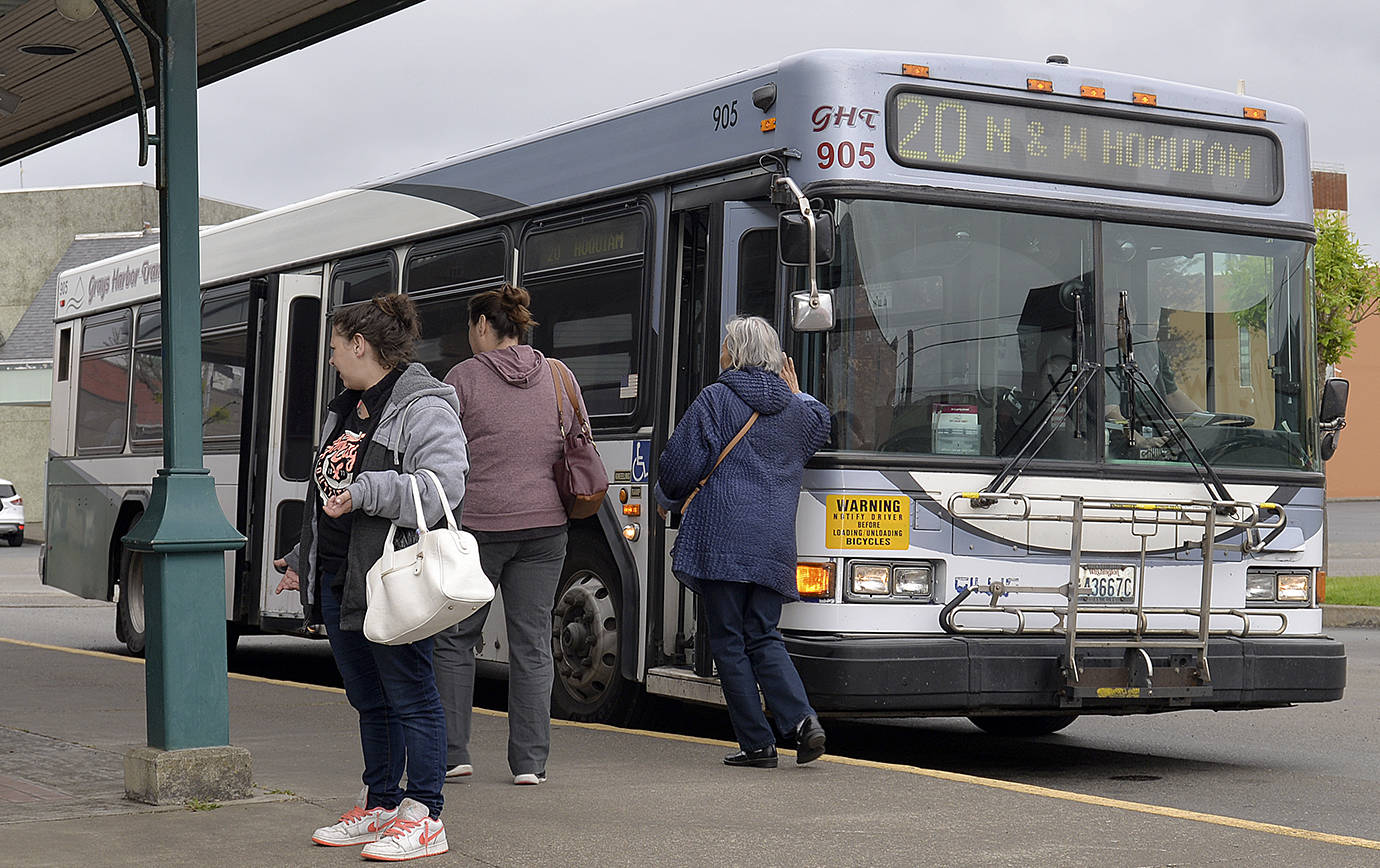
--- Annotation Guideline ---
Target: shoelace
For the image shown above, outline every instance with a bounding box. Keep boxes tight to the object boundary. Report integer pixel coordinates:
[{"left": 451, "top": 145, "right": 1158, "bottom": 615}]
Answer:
[
  {"left": 338, "top": 806, "right": 369, "bottom": 823},
  {"left": 383, "top": 818, "right": 423, "bottom": 839}
]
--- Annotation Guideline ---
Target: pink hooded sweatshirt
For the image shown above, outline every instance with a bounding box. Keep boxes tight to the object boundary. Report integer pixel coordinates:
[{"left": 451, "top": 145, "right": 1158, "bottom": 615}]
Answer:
[{"left": 444, "top": 345, "right": 589, "bottom": 533}]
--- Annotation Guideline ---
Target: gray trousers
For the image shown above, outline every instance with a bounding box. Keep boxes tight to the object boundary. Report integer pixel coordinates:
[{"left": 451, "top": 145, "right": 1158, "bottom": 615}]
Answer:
[{"left": 433, "top": 531, "right": 567, "bottom": 776}]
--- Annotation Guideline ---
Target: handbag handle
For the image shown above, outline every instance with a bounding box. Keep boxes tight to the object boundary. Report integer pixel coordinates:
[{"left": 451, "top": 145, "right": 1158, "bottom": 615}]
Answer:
[
  {"left": 681, "top": 411, "right": 759, "bottom": 513},
  {"left": 378, "top": 468, "right": 458, "bottom": 571},
  {"left": 548, "top": 359, "right": 590, "bottom": 438}
]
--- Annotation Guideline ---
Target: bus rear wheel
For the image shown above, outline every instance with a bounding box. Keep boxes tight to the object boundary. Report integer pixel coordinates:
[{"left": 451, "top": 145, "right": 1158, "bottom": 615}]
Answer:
[
  {"left": 114, "top": 543, "right": 146, "bottom": 657},
  {"left": 967, "top": 713, "right": 1078, "bottom": 737},
  {"left": 550, "top": 544, "right": 642, "bottom": 725}
]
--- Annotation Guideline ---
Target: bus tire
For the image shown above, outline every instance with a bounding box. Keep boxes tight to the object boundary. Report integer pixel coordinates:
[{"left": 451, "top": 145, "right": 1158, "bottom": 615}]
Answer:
[
  {"left": 226, "top": 622, "right": 241, "bottom": 658},
  {"left": 550, "top": 542, "right": 643, "bottom": 725},
  {"left": 114, "top": 542, "right": 147, "bottom": 657},
  {"left": 967, "top": 713, "right": 1078, "bottom": 737}
]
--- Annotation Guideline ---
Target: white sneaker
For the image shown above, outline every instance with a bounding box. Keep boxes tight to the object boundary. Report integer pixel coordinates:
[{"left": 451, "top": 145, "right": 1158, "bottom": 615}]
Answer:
[
  {"left": 361, "top": 797, "right": 447, "bottom": 861},
  {"left": 513, "top": 772, "right": 546, "bottom": 785},
  {"left": 311, "top": 803, "right": 399, "bottom": 847},
  {"left": 445, "top": 763, "right": 473, "bottom": 778}
]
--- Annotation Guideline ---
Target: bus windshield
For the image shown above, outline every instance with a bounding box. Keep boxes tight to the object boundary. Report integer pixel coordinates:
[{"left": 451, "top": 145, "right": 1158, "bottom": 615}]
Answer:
[{"left": 807, "top": 198, "right": 1316, "bottom": 472}]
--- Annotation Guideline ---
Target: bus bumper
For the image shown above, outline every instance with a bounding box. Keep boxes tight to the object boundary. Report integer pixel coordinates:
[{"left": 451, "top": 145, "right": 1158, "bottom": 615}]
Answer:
[{"left": 783, "top": 633, "right": 1346, "bottom": 713}]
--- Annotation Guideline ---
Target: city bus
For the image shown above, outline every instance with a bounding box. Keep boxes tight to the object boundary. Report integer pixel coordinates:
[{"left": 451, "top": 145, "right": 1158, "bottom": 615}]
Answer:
[{"left": 45, "top": 49, "right": 1348, "bottom": 734}]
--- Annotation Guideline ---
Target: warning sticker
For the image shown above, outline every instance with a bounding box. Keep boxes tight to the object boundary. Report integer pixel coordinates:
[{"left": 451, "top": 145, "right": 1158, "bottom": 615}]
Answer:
[{"left": 825, "top": 495, "right": 910, "bottom": 550}]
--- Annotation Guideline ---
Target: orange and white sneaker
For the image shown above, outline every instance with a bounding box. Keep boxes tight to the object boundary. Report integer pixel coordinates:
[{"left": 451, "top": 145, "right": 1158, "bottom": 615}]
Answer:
[
  {"left": 311, "top": 802, "right": 399, "bottom": 847},
  {"left": 361, "top": 798, "right": 448, "bottom": 861}
]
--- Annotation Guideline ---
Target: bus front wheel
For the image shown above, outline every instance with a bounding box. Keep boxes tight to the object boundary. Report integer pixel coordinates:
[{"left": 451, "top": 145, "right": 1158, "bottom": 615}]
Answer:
[
  {"left": 550, "top": 543, "right": 642, "bottom": 725},
  {"left": 967, "top": 713, "right": 1078, "bottom": 737},
  {"left": 114, "top": 543, "right": 146, "bottom": 657}
]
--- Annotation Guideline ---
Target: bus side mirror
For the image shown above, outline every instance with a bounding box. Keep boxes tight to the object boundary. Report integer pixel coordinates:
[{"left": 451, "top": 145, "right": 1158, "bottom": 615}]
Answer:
[
  {"left": 1320, "top": 377, "right": 1348, "bottom": 461},
  {"left": 779, "top": 210, "right": 835, "bottom": 267}
]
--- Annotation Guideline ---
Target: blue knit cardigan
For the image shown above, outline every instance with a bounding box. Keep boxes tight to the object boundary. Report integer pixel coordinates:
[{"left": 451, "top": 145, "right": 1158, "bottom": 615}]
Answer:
[{"left": 654, "top": 367, "right": 831, "bottom": 600}]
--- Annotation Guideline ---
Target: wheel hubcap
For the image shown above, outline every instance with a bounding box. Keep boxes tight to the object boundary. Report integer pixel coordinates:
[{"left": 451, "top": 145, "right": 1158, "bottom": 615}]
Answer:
[{"left": 551, "top": 570, "right": 618, "bottom": 705}]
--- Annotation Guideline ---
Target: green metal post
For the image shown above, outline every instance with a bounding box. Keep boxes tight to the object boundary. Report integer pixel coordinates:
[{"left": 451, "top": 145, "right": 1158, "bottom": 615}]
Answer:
[{"left": 123, "top": 0, "right": 245, "bottom": 751}]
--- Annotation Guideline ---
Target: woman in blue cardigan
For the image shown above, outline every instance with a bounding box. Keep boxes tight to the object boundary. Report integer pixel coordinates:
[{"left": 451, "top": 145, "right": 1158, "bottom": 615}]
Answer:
[{"left": 655, "top": 316, "right": 832, "bottom": 768}]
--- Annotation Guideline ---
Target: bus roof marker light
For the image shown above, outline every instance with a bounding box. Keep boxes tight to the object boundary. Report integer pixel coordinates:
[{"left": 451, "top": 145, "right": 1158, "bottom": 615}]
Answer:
[
  {"left": 1243, "top": 106, "right": 1268, "bottom": 120},
  {"left": 760, "top": 118, "right": 776, "bottom": 133},
  {"left": 1079, "top": 85, "right": 1106, "bottom": 100},
  {"left": 1132, "top": 91, "right": 1157, "bottom": 106},
  {"left": 1027, "top": 78, "right": 1054, "bottom": 93},
  {"left": 901, "top": 64, "right": 930, "bottom": 78}
]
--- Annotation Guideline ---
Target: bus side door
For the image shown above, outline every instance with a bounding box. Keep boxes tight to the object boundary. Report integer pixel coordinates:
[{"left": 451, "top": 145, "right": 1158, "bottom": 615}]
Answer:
[
  {"left": 243, "top": 272, "right": 323, "bottom": 629},
  {"left": 660, "top": 199, "right": 779, "bottom": 675}
]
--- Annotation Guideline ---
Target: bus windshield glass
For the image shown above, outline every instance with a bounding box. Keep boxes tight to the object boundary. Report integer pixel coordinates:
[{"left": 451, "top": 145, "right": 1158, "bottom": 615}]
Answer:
[
  {"left": 1101, "top": 223, "right": 1315, "bottom": 471},
  {"left": 807, "top": 199, "right": 1315, "bottom": 472}
]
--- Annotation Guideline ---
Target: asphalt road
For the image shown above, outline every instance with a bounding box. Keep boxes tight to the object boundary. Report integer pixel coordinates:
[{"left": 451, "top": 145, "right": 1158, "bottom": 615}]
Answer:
[{"left": 3, "top": 542, "right": 1378, "bottom": 849}]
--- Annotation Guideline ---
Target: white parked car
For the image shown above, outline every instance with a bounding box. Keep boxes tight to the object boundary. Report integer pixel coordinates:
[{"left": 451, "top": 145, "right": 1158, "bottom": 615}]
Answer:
[{"left": 0, "top": 478, "right": 23, "bottom": 546}]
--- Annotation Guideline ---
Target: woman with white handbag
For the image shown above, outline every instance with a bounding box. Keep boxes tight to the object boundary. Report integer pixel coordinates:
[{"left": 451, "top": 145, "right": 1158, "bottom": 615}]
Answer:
[{"left": 275, "top": 293, "right": 467, "bottom": 862}]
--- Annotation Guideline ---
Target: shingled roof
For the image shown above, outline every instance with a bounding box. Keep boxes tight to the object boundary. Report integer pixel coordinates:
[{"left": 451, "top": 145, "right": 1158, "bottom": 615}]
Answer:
[{"left": 0, "top": 231, "right": 158, "bottom": 363}]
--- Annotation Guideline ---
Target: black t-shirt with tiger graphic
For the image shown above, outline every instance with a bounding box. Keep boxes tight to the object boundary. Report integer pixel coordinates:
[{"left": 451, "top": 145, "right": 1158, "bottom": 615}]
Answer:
[{"left": 315, "top": 368, "right": 403, "bottom": 580}]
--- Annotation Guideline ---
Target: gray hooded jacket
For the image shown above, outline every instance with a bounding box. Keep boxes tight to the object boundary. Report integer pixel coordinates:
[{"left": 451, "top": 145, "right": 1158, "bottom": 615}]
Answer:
[{"left": 283, "top": 362, "right": 469, "bottom": 631}]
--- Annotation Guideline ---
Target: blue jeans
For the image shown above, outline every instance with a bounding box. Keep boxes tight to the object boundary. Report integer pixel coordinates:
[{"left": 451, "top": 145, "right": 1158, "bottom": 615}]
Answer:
[
  {"left": 698, "top": 580, "right": 815, "bottom": 751},
  {"left": 434, "top": 531, "right": 567, "bottom": 776},
  {"left": 321, "top": 574, "right": 446, "bottom": 818}
]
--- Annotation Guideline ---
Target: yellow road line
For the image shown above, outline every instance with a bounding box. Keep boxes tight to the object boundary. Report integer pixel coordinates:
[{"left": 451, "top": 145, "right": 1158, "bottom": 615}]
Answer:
[{"left": 5, "top": 635, "right": 1377, "bottom": 851}]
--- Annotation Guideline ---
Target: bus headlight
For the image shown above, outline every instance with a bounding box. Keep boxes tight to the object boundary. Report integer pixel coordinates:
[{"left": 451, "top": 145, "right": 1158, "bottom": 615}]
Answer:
[
  {"left": 845, "top": 561, "right": 936, "bottom": 602},
  {"left": 1276, "top": 573, "right": 1309, "bottom": 602},
  {"left": 850, "top": 563, "right": 890, "bottom": 595},
  {"left": 893, "top": 566, "right": 933, "bottom": 598},
  {"left": 1246, "top": 572, "right": 1276, "bottom": 601}
]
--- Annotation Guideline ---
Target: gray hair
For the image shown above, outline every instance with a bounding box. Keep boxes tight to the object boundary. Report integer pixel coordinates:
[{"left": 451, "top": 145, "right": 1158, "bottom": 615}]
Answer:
[{"left": 722, "top": 315, "right": 783, "bottom": 373}]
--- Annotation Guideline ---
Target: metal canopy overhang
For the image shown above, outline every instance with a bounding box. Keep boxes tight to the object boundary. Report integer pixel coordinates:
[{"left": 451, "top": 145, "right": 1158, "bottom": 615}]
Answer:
[{"left": 0, "top": 0, "right": 425, "bottom": 167}]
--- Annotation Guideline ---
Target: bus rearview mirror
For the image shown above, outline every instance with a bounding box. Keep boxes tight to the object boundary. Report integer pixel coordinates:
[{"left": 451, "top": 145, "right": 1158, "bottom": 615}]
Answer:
[
  {"left": 790, "top": 289, "right": 835, "bottom": 332},
  {"left": 779, "top": 210, "right": 835, "bottom": 267}
]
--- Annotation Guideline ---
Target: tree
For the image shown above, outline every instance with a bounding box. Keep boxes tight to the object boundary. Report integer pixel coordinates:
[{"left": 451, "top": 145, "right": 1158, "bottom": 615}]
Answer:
[{"left": 1313, "top": 209, "right": 1380, "bottom": 368}]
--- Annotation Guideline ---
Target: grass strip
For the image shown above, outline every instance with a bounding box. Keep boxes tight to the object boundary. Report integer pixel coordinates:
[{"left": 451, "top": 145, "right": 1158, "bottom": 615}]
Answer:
[{"left": 1326, "top": 574, "right": 1380, "bottom": 606}]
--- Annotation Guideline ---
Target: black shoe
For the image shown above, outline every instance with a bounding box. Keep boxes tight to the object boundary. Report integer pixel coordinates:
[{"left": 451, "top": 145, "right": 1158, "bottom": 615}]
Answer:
[
  {"left": 723, "top": 745, "right": 778, "bottom": 768},
  {"left": 794, "top": 716, "right": 826, "bottom": 765}
]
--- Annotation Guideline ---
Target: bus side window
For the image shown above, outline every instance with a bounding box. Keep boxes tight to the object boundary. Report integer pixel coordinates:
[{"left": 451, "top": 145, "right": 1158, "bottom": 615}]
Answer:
[
  {"left": 57, "top": 328, "right": 71, "bottom": 382},
  {"left": 74, "top": 311, "right": 133, "bottom": 454},
  {"left": 405, "top": 234, "right": 508, "bottom": 379},
  {"left": 737, "top": 227, "right": 778, "bottom": 322},
  {"left": 522, "top": 208, "right": 649, "bottom": 422}
]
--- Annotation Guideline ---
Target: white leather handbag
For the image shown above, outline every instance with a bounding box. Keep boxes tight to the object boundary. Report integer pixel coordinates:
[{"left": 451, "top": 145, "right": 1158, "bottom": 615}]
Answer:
[{"left": 363, "top": 468, "right": 493, "bottom": 645}]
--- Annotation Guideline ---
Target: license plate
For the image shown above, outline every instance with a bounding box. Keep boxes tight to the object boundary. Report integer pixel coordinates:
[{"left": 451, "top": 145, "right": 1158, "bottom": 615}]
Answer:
[{"left": 1077, "top": 565, "right": 1137, "bottom": 603}]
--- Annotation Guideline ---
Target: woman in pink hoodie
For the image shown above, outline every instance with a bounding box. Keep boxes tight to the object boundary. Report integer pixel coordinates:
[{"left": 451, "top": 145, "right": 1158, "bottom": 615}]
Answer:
[{"left": 433, "top": 284, "right": 588, "bottom": 786}]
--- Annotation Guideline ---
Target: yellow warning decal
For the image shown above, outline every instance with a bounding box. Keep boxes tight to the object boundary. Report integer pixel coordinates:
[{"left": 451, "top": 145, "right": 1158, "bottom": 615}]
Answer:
[
  {"left": 825, "top": 495, "right": 909, "bottom": 550},
  {"left": 1096, "top": 687, "right": 1142, "bottom": 698}
]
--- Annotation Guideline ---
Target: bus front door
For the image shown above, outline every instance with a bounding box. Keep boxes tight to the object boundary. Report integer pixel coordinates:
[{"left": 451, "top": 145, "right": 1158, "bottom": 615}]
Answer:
[
  {"left": 243, "top": 273, "right": 323, "bottom": 632},
  {"left": 660, "top": 200, "right": 779, "bottom": 679}
]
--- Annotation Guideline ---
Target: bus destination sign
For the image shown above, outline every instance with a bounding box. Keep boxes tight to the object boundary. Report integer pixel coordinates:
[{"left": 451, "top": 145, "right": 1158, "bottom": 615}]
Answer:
[{"left": 887, "top": 90, "right": 1281, "bottom": 204}]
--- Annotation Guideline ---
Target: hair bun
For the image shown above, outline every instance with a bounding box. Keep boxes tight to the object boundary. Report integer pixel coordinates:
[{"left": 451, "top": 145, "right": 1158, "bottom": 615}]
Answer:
[{"left": 501, "top": 283, "right": 531, "bottom": 310}]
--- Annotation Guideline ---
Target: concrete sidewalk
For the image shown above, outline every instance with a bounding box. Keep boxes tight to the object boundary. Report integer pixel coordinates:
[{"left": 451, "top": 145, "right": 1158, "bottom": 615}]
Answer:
[{"left": 2, "top": 639, "right": 1379, "bottom": 867}]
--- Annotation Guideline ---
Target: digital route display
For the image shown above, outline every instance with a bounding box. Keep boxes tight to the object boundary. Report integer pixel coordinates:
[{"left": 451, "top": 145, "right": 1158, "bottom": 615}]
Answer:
[{"left": 887, "top": 90, "right": 1281, "bottom": 204}]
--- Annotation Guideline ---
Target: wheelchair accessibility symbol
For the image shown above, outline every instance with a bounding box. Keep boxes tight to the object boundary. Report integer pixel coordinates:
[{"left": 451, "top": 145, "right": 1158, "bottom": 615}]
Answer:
[{"left": 631, "top": 440, "right": 650, "bottom": 484}]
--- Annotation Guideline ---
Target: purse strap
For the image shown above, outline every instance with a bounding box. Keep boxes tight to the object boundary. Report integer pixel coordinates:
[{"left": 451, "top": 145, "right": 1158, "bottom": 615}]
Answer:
[
  {"left": 682, "top": 411, "right": 759, "bottom": 511},
  {"left": 380, "top": 468, "right": 458, "bottom": 567},
  {"left": 548, "top": 359, "right": 590, "bottom": 438}
]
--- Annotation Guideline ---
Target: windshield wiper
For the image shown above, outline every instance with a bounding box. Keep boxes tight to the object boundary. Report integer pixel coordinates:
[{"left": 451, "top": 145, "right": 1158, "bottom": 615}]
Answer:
[
  {"left": 1113, "top": 290, "right": 1234, "bottom": 505},
  {"left": 981, "top": 279, "right": 1095, "bottom": 502}
]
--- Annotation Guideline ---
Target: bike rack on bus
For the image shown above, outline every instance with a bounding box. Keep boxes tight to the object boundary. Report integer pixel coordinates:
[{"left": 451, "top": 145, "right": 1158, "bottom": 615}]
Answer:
[{"left": 939, "top": 492, "right": 1289, "bottom": 704}]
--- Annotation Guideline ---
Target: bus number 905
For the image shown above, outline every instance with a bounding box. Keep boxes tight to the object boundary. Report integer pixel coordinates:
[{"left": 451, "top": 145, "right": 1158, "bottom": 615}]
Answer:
[
  {"left": 713, "top": 100, "right": 738, "bottom": 131},
  {"left": 818, "top": 140, "right": 876, "bottom": 169}
]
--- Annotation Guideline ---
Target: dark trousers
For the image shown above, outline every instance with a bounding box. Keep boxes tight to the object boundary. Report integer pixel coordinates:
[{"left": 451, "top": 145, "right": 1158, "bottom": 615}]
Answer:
[
  {"left": 321, "top": 574, "right": 446, "bottom": 818},
  {"left": 433, "top": 531, "right": 567, "bottom": 776},
  {"left": 698, "top": 580, "right": 815, "bottom": 751}
]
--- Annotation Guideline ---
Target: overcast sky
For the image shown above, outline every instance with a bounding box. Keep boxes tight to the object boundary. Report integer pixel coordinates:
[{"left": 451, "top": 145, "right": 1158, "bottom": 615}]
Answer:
[{"left": 1, "top": 0, "right": 1374, "bottom": 248}]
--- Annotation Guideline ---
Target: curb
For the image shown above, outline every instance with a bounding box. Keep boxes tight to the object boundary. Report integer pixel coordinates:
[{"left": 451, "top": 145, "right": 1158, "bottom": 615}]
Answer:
[{"left": 1322, "top": 604, "right": 1380, "bottom": 629}]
